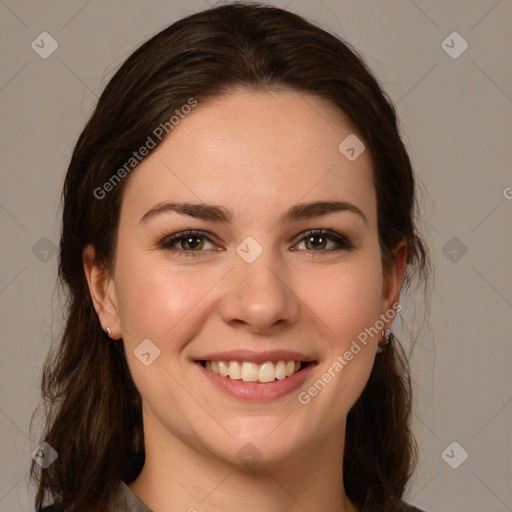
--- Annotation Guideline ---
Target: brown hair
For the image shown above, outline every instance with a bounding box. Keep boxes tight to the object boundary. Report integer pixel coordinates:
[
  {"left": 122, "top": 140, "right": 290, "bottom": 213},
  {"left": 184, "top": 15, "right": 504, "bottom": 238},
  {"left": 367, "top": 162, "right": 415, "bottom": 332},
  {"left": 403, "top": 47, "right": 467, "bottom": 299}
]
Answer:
[{"left": 30, "top": 3, "right": 430, "bottom": 511}]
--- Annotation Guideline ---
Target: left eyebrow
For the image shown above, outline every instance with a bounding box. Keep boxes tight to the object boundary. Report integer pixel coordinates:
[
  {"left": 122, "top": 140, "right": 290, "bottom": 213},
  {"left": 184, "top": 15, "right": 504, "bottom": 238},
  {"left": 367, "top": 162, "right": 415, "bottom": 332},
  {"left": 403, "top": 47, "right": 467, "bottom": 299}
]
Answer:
[
  {"left": 139, "top": 200, "right": 368, "bottom": 227},
  {"left": 281, "top": 200, "right": 368, "bottom": 227}
]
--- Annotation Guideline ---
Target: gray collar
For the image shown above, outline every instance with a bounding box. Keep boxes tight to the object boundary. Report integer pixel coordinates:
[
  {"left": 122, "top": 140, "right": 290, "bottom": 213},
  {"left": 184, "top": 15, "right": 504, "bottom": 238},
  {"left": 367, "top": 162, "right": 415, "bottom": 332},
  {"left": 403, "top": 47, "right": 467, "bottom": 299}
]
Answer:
[{"left": 117, "top": 481, "right": 152, "bottom": 512}]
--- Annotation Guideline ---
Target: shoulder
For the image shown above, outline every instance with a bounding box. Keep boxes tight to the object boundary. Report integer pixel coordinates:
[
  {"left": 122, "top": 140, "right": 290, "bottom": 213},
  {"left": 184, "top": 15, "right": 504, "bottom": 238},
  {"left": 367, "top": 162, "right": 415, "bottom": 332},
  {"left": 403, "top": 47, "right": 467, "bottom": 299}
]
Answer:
[
  {"left": 35, "top": 480, "right": 149, "bottom": 512},
  {"left": 117, "top": 480, "right": 152, "bottom": 511}
]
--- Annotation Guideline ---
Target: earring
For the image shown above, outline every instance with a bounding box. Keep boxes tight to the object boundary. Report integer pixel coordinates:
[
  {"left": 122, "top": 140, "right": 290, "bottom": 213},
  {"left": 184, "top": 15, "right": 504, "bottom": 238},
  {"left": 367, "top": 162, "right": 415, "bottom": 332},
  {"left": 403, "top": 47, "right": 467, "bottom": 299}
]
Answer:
[
  {"left": 377, "top": 328, "right": 391, "bottom": 353},
  {"left": 105, "top": 327, "right": 112, "bottom": 336}
]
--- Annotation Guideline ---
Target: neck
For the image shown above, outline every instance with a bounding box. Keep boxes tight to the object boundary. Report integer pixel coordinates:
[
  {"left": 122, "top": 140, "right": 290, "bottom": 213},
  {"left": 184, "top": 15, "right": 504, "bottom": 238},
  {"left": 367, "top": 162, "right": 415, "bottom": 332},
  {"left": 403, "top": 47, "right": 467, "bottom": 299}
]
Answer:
[{"left": 129, "top": 412, "right": 358, "bottom": 512}]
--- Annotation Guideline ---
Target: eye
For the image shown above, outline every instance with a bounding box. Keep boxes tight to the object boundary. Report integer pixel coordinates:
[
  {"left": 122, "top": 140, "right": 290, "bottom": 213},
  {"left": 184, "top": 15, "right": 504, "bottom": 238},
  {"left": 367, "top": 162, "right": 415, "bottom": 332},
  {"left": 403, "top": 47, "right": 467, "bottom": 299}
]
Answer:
[
  {"left": 292, "top": 229, "right": 354, "bottom": 256},
  {"left": 159, "top": 229, "right": 353, "bottom": 258},
  {"left": 159, "top": 230, "right": 217, "bottom": 258}
]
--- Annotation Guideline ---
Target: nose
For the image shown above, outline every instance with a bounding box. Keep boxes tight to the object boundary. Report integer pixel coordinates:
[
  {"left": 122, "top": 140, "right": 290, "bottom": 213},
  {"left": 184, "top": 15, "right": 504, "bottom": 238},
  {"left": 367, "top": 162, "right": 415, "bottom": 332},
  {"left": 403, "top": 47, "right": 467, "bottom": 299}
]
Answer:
[{"left": 218, "top": 247, "right": 300, "bottom": 334}]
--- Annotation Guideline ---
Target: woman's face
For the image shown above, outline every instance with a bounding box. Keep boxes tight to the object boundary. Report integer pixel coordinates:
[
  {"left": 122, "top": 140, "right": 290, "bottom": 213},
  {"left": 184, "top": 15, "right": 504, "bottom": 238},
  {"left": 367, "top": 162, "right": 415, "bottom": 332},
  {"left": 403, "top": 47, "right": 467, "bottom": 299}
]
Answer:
[{"left": 90, "top": 89, "right": 405, "bottom": 469}]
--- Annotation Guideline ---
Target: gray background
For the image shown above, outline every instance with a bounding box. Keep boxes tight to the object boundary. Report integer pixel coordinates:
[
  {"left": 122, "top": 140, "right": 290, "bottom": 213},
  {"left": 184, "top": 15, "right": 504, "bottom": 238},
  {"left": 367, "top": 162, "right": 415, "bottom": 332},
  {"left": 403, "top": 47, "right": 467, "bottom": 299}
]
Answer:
[{"left": 1, "top": 1, "right": 511, "bottom": 511}]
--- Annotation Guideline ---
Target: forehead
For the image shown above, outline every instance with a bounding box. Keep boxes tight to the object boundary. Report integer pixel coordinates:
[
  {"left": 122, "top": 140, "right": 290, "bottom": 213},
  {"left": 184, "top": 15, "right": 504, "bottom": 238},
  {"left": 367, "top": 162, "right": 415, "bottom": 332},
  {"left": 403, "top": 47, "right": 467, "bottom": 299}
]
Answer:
[{"left": 121, "top": 89, "right": 376, "bottom": 228}]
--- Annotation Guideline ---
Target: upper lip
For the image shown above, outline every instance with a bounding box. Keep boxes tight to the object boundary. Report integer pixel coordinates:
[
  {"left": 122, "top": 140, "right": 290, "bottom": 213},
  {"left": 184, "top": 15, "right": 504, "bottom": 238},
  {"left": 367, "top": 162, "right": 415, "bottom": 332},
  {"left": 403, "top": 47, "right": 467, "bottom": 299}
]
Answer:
[{"left": 195, "top": 350, "right": 317, "bottom": 365}]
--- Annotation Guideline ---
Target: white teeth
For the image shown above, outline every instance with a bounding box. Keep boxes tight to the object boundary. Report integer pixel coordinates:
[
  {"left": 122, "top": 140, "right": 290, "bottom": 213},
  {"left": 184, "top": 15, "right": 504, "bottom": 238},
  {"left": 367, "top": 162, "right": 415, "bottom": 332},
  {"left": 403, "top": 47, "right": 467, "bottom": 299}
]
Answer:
[
  {"left": 228, "top": 361, "right": 241, "bottom": 380},
  {"left": 241, "top": 362, "right": 258, "bottom": 382},
  {"left": 275, "top": 361, "right": 287, "bottom": 380},
  {"left": 218, "top": 361, "right": 229, "bottom": 377},
  {"left": 203, "top": 359, "right": 304, "bottom": 382},
  {"left": 258, "top": 362, "right": 276, "bottom": 383}
]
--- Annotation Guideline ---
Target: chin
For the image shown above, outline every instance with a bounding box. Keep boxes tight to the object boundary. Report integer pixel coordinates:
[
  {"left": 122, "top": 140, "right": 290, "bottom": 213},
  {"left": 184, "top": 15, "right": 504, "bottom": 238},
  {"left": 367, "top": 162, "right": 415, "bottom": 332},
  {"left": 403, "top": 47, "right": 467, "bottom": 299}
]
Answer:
[{"left": 202, "top": 426, "right": 310, "bottom": 471}]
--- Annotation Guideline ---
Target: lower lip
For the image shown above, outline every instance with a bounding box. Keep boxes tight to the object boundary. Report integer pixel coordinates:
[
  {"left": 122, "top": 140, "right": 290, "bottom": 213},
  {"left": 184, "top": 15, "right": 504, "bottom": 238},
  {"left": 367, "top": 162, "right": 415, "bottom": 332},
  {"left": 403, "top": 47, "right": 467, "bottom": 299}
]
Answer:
[{"left": 196, "top": 362, "right": 316, "bottom": 402}]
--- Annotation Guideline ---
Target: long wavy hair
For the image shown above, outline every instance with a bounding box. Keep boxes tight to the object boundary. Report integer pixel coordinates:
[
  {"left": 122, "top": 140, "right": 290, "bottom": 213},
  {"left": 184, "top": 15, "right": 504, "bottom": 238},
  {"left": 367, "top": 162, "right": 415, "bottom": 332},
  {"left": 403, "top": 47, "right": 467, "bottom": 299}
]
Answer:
[{"left": 30, "top": 3, "right": 431, "bottom": 511}]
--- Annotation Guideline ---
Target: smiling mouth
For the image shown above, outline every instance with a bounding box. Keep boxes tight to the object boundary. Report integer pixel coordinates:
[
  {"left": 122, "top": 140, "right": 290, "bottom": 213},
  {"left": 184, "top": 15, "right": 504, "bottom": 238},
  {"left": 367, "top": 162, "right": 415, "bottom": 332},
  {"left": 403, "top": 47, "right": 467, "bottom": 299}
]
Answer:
[{"left": 199, "top": 360, "right": 313, "bottom": 383}]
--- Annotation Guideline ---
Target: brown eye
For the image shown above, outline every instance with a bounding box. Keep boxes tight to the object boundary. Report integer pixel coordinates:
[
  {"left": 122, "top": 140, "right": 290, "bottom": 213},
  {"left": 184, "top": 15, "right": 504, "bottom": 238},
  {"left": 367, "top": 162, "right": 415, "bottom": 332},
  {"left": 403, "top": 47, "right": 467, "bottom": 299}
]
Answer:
[
  {"left": 160, "top": 230, "right": 216, "bottom": 257},
  {"left": 177, "top": 235, "right": 205, "bottom": 251},
  {"left": 293, "top": 230, "right": 353, "bottom": 254}
]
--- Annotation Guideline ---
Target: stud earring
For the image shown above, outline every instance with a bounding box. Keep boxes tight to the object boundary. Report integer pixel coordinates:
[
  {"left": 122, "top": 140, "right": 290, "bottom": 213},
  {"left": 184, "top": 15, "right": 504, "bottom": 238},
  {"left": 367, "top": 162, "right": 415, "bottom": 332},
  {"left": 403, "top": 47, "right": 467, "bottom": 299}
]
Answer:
[
  {"left": 377, "top": 328, "right": 391, "bottom": 353},
  {"left": 105, "top": 327, "right": 111, "bottom": 336}
]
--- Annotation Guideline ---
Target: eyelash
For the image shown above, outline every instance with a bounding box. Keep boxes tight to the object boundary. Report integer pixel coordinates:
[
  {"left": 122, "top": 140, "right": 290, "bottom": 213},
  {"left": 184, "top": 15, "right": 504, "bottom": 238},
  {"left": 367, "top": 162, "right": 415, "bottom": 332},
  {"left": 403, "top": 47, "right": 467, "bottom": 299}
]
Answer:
[{"left": 159, "top": 229, "right": 354, "bottom": 258}]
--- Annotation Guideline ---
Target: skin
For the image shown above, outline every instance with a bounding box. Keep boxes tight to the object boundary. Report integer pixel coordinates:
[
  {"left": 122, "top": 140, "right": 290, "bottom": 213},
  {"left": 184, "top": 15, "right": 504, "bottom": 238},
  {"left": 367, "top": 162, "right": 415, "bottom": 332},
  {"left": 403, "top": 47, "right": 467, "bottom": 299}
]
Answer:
[{"left": 83, "top": 89, "right": 406, "bottom": 512}]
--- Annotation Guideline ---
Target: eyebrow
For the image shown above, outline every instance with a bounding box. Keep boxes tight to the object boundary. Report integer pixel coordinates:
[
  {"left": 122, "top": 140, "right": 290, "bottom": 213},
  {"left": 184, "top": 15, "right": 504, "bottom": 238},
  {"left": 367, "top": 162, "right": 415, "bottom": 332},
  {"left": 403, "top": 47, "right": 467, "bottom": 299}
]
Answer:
[{"left": 139, "top": 200, "right": 368, "bottom": 227}]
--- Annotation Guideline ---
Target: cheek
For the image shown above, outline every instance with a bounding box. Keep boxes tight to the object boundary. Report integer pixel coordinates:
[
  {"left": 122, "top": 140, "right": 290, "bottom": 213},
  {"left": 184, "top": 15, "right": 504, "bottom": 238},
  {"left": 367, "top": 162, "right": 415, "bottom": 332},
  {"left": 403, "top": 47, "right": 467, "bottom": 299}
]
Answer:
[
  {"left": 114, "top": 241, "right": 385, "bottom": 351},
  {"left": 301, "top": 253, "right": 384, "bottom": 347},
  {"left": 291, "top": 253, "right": 384, "bottom": 434},
  {"left": 112, "top": 250, "right": 216, "bottom": 422},
  {"left": 113, "top": 248, "right": 225, "bottom": 345}
]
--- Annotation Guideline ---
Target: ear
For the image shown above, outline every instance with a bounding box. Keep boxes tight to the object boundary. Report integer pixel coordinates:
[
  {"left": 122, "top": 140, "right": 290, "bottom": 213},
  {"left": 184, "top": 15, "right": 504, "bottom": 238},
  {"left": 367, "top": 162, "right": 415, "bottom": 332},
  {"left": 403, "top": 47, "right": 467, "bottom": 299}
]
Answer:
[
  {"left": 380, "top": 239, "right": 407, "bottom": 318},
  {"left": 82, "top": 244, "right": 122, "bottom": 339}
]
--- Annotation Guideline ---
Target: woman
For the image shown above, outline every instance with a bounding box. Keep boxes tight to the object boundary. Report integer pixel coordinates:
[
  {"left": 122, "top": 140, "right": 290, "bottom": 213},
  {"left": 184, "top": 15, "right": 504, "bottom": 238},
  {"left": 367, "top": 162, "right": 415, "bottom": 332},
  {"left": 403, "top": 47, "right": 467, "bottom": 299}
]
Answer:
[{"left": 31, "top": 2, "right": 431, "bottom": 511}]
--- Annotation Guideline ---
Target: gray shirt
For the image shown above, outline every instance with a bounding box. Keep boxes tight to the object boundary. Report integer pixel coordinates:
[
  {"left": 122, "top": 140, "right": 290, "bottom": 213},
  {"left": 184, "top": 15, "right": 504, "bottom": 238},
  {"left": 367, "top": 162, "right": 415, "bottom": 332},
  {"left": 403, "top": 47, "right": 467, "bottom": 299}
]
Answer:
[
  {"left": 41, "top": 484, "right": 425, "bottom": 511},
  {"left": 117, "top": 481, "right": 151, "bottom": 512}
]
